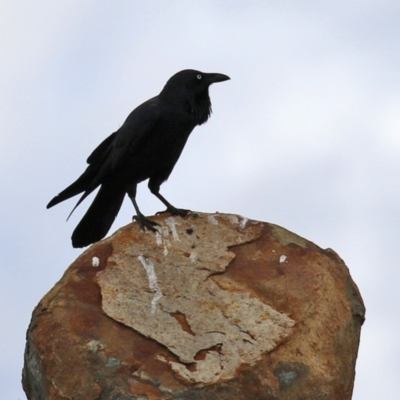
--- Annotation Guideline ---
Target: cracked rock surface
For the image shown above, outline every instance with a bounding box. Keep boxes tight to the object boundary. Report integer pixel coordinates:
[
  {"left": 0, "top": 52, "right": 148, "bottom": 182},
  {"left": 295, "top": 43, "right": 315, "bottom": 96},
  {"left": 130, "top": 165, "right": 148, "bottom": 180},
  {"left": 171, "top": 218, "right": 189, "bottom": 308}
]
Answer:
[{"left": 22, "top": 212, "right": 365, "bottom": 400}]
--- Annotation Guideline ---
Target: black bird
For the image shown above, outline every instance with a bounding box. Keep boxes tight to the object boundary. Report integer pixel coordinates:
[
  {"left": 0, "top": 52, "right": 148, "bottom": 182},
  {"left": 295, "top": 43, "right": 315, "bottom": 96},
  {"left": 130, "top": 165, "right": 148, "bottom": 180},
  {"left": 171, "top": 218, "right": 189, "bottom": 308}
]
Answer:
[{"left": 47, "top": 69, "right": 230, "bottom": 248}]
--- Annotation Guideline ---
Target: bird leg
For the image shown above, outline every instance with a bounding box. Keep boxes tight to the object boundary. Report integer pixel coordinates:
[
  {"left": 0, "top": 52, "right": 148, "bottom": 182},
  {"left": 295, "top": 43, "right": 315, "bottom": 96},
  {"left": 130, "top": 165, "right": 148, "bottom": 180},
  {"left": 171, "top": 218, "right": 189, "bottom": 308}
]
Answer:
[
  {"left": 132, "top": 213, "right": 159, "bottom": 232},
  {"left": 148, "top": 179, "right": 194, "bottom": 217},
  {"left": 153, "top": 192, "right": 192, "bottom": 216},
  {"left": 128, "top": 187, "right": 159, "bottom": 232}
]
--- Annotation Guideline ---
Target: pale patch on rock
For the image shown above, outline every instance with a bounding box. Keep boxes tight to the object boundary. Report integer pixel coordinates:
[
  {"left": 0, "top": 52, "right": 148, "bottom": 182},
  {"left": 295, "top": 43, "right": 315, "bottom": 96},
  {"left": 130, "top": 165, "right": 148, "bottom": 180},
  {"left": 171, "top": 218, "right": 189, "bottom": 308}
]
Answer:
[
  {"left": 227, "top": 214, "right": 239, "bottom": 224},
  {"left": 97, "top": 213, "right": 295, "bottom": 384},
  {"left": 239, "top": 217, "right": 248, "bottom": 228},
  {"left": 92, "top": 257, "right": 100, "bottom": 267},
  {"left": 155, "top": 231, "right": 163, "bottom": 245},
  {"left": 189, "top": 251, "right": 197, "bottom": 263},
  {"left": 165, "top": 217, "right": 180, "bottom": 241},
  {"left": 159, "top": 351, "right": 223, "bottom": 384},
  {"left": 86, "top": 340, "right": 104, "bottom": 353},
  {"left": 137, "top": 255, "right": 163, "bottom": 314},
  {"left": 207, "top": 214, "right": 219, "bottom": 225}
]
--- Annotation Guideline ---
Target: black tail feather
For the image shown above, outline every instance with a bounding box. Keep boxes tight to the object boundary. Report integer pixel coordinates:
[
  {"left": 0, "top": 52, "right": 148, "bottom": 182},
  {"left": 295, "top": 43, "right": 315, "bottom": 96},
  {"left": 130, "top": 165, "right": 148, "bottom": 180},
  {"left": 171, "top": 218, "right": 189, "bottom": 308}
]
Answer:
[
  {"left": 66, "top": 190, "right": 95, "bottom": 221},
  {"left": 47, "top": 166, "right": 98, "bottom": 209},
  {"left": 71, "top": 183, "right": 126, "bottom": 248}
]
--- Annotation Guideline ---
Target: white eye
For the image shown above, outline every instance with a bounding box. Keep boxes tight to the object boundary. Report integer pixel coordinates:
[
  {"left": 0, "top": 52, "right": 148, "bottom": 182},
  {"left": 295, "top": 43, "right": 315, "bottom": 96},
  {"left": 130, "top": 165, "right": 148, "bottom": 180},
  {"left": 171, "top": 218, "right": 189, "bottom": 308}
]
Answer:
[{"left": 196, "top": 74, "right": 202, "bottom": 80}]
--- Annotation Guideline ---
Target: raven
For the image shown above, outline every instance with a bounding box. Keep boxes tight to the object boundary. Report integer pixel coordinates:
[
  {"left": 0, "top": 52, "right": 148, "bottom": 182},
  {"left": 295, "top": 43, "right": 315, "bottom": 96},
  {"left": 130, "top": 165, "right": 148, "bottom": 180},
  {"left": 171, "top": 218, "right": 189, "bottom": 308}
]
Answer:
[{"left": 47, "top": 69, "right": 230, "bottom": 248}]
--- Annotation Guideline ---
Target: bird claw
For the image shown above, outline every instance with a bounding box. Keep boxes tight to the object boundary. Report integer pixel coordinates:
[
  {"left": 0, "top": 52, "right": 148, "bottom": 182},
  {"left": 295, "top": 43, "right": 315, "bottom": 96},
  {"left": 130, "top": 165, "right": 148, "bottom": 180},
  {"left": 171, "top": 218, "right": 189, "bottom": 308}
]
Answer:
[
  {"left": 132, "top": 214, "right": 159, "bottom": 232},
  {"left": 156, "top": 206, "right": 192, "bottom": 217}
]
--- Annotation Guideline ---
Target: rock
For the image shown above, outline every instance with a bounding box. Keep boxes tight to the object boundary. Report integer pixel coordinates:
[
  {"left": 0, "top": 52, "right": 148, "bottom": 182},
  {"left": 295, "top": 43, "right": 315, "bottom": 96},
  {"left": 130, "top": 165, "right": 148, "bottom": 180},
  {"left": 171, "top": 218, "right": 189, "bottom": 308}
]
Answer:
[{"left": 22, "top": 212, "right": 365, "bottom": 400}]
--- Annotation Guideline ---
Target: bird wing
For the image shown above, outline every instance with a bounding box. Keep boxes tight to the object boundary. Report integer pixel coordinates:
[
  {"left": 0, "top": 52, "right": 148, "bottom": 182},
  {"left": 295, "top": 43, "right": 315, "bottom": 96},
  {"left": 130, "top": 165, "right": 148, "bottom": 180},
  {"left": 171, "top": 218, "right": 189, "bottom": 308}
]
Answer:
[
  {"left": 50, "top": 97, "right": 162, "bottom": 216},
  {"left": 92, "top": 97, "right": 161, "bottom": 174},
  {"left": 87, "top": 97, "right": 160, "bottom": 167},
  {"left": 86, "top": 131, "right": 118, "bottom": 165}
]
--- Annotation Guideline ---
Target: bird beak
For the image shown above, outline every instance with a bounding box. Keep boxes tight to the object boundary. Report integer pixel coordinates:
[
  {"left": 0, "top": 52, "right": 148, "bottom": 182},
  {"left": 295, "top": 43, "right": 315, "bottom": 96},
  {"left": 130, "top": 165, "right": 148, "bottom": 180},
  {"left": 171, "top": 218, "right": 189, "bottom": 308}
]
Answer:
[{"left": 205, "top": 73, "right": 231, "bottom": 84}]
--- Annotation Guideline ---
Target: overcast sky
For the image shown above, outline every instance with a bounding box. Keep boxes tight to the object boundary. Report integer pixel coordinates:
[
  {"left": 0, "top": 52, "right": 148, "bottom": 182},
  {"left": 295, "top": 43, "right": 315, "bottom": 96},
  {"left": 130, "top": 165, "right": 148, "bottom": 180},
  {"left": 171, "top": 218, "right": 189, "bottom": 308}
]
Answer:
[{"left": 2, "top": 1, "right": 400, "bottom": 398}]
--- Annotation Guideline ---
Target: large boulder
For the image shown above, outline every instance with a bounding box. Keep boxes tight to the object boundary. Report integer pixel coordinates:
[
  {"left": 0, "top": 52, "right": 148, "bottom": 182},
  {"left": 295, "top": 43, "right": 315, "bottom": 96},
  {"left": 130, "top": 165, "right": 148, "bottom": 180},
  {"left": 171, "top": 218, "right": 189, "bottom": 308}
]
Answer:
[{"left": 23, "top": 212, "right": 365, "bottom": 399}]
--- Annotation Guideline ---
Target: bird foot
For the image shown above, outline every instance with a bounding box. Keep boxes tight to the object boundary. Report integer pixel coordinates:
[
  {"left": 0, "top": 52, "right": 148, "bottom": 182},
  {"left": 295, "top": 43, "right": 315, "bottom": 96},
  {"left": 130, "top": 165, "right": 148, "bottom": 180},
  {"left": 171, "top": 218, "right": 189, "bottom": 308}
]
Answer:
[
  {"left": 132, "top": 214, "right": 159, "bottom": 232},
  {"left": 156, "top": 206, "right": 192, "bottom": 217}
]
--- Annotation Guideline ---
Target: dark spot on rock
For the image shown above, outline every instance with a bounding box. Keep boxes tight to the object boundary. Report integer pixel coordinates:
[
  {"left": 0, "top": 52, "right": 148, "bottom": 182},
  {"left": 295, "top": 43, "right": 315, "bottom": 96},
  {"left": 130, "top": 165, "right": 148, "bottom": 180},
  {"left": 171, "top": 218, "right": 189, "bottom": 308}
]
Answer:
[{"left": 186, "top": 228, "right": 194, "bottom": 235}]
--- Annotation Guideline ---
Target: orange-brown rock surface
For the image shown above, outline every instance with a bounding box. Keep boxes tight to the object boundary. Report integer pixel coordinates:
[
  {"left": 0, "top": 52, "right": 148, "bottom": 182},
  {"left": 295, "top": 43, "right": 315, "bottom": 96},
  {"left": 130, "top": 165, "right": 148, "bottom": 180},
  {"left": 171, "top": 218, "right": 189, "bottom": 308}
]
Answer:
[{"left": 22, "top": 212, "right": 365, "bottom": 400}]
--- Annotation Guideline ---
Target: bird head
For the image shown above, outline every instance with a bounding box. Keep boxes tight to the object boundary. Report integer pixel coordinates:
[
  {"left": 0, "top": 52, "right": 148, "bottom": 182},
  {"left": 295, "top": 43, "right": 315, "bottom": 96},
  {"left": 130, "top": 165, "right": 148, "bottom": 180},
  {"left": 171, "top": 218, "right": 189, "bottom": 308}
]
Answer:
[
  {"left": 160, "top": 69, "right": 230, "bottom": 124},
  {"left": 163, "top": 69, "right": 230, "bottom": 94}
]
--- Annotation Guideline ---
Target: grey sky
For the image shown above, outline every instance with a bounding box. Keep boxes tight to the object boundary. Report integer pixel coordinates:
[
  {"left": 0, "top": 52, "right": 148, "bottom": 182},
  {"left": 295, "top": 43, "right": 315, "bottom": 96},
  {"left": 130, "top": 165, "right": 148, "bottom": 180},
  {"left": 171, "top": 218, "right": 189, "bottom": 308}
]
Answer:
[{"left": 1, "top": 1, "right": 399, "bottom": 398}]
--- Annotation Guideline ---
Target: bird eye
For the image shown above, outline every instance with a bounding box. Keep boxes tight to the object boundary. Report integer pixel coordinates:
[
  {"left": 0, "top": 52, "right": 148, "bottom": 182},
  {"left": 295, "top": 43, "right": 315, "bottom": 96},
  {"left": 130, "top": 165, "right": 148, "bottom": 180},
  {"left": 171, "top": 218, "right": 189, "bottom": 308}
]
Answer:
[{"left": 196, "top": 74, "right": 202, "bottom": 80}]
